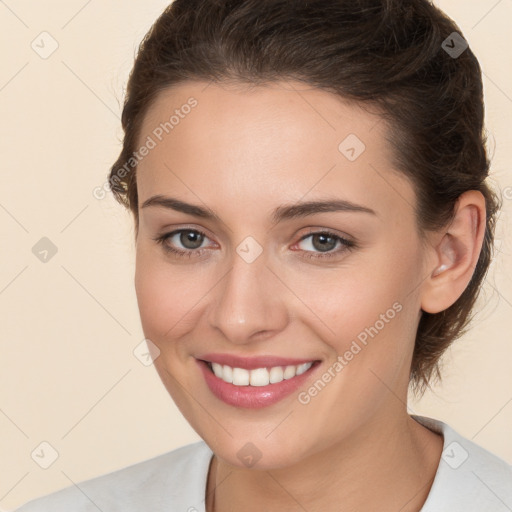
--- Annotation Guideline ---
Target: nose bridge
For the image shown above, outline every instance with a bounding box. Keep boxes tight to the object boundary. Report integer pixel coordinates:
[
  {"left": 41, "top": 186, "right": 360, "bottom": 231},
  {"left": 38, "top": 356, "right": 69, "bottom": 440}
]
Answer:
[{"left": 207, "top": 240, "right": 288, "bottom": 343}]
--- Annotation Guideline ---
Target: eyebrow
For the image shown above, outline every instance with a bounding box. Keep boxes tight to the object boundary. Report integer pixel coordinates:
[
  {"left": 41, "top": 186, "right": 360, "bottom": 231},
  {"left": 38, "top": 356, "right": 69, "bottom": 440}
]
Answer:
[{"left": 141, "top": 194, "right": 377, "bottom": 223}]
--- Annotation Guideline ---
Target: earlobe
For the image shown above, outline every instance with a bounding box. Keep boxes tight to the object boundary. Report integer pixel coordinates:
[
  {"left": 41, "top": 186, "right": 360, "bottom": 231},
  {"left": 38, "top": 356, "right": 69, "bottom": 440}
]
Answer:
[{"left": 421, "top": 191, "right": 486, "bottom": 314}]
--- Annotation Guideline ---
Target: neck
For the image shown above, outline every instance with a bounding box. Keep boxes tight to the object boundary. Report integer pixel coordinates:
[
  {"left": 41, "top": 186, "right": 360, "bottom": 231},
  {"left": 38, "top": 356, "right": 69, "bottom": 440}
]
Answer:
[{"left": 205, "top": 409, "right": 443, "bottom": 512}]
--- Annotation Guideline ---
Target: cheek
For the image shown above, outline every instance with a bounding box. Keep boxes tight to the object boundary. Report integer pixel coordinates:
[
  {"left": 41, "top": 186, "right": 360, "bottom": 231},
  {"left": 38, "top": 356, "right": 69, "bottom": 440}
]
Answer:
[
  {"left": 291, "top": 243, "right": 420, "bottom": 368},
  {"left": 314, "top": 283, "right": 408, "bottom": 371},
  {"left": 286, "top": 263, "right": 403, "bottom": 339},
  {"left": 134, "top": 248, "right": 204, "bottom": 342}
]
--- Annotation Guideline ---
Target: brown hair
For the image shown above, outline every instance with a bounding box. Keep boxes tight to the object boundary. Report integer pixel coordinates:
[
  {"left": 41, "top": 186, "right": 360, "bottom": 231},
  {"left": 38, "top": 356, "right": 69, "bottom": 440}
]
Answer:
[{"left": 108, "top": 0, "right": 501, "bottom": 397}]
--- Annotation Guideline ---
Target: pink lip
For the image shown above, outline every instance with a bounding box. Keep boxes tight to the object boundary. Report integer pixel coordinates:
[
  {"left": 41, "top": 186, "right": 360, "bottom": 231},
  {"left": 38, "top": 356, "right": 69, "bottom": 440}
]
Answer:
[
  {"left": 196, "top": 358, "right": 321, "bottom": 409},
  {"left": 198, "top": 352, "right": 318, "bottom": 370}
]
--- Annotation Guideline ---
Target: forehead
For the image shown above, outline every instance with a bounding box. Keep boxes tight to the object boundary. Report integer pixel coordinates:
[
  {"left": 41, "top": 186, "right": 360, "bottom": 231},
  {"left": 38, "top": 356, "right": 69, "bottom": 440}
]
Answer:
[{"left": 136, "top": 80, "right": 415, "bottom": 224}]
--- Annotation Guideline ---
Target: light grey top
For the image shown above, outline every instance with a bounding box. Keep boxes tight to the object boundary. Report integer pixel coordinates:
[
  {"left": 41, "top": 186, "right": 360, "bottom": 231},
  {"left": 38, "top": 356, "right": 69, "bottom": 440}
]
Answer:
[{"left": 13, "top": 415, "right": 512, "bottom": 511}]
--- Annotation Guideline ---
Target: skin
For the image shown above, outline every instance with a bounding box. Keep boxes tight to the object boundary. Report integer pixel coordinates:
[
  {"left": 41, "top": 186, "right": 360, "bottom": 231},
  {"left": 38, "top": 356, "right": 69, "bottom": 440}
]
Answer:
[{"left": 133, "top": 80, "right": 486, "bottom": 512}]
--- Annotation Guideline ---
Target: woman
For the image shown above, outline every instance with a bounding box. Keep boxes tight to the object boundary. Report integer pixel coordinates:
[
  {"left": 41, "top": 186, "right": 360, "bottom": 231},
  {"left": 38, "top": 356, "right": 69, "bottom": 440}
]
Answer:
[{"left": 16, "top": 0, "right": 512, "bottom": 510}]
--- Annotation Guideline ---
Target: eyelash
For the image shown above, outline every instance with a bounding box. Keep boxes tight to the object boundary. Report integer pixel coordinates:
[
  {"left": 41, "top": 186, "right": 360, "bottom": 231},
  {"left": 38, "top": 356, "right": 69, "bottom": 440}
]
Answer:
[{"left": 152, "top": 228, "right": 356, "bottom": 260}]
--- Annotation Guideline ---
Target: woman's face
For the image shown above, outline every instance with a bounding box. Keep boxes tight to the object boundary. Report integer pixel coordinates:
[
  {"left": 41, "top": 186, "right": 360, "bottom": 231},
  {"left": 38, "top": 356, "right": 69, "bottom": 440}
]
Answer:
[{"left": 134, "top": 80, "right": 432, "bottom": 469}]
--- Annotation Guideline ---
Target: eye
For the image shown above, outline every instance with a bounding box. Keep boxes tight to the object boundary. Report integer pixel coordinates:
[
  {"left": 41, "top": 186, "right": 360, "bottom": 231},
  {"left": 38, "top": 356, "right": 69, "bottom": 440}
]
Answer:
[
  {"left": 294, "top": 230, "right": 356, "bottom": 260},
  {"left": 153, "top": 229, "right": 213, "bottom": 258},
  {"left": 153, "top": 228, "right": 356, "bottom": 261}
]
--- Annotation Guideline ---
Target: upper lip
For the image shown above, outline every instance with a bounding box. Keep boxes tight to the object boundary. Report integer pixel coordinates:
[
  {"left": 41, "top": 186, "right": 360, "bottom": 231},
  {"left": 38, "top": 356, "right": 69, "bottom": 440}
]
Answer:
[{"left": 198, "top": 353, "right": 319, "bottom": 370}]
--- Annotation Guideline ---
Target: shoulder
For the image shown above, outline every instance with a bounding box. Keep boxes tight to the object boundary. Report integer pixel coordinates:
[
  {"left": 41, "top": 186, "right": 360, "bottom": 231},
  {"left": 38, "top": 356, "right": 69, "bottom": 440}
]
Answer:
[
  {"left": 14, "top": 440, "right": 213, "bottom": 512},
  {"left": 412, "top": 415, "right": 512, "bottom": 511}
]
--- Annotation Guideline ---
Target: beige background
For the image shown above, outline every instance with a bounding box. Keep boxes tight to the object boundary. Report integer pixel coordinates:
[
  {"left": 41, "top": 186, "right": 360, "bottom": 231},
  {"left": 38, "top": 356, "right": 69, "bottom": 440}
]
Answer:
[{"left": 0, "top": 0, "right": 511, "bottom": 509}]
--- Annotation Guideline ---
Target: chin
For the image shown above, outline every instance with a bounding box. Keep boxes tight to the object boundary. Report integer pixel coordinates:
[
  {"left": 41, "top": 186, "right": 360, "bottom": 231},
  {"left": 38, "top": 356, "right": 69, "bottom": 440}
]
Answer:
[{"left": 204, "top": 432, "right": 311, "bottom": 471}]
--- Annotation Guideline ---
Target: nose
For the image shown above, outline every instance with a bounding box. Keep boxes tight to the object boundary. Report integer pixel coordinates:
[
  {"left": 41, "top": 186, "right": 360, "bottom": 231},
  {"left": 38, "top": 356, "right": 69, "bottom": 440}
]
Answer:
[{"left": 207, "top": 246, "right": 289, "bottom": 345}]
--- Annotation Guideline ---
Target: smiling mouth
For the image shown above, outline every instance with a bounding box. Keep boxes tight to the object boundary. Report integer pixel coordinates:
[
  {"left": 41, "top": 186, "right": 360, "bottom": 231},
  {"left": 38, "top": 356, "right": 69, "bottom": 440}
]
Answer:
[{"left": 203, "top": 360, "right": 321, "bottom": 386}]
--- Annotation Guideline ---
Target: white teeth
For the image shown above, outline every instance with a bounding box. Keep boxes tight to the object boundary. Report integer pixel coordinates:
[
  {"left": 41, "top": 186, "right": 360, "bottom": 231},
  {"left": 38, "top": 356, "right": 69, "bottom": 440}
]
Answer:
[
  {"left": 249, "top": 368, "right": 269, "bottom": 387},
  {"left": 211, "top": 362, "right": 223, "bottom": 379},
  {"left": 269, "top": 366, "right": 284, "bottom": 384},
  {"left": 283, "top": 365, "right": 296, "bottom": 379},
  {"left": 232, "top": 367, "right": 250, "bottom": 386},
  {"left": 208, "top": 361, "right": 314, "bottom": 386},
  {"left": 296, "top": 362, "right": 311, "bottom": 375},
  {"left": 222, "top": 364, "right": 233, "bottom": 383}
]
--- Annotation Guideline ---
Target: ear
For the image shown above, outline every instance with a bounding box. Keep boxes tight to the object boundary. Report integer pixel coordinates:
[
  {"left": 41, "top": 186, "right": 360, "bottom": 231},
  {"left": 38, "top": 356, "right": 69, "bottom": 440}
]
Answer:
[{"left": 420, "top": 190, "right": 487, "bottom": 314}]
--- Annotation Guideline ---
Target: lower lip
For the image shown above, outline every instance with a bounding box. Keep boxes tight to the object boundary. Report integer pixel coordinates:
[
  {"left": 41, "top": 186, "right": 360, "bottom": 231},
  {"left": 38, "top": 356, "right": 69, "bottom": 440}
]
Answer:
[{"left": 196, "top": 359, "right": 321, "bottom": 409}]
